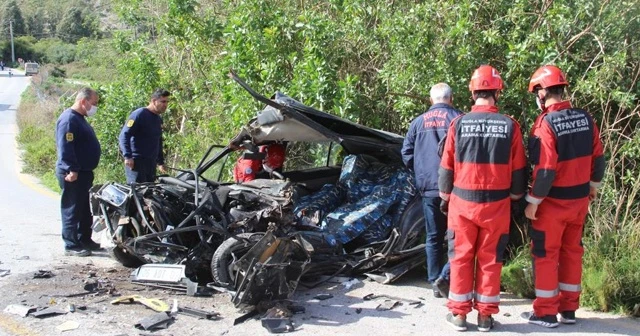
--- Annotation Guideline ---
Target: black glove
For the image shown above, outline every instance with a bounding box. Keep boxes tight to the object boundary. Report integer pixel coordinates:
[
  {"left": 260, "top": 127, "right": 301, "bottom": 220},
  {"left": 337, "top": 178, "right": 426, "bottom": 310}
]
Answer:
[
  {"left": 510, "top": 198, "right": 526, "bottom": 218},
  {"left": 440, "top": 199, "right": 449, "bottom": 216}
]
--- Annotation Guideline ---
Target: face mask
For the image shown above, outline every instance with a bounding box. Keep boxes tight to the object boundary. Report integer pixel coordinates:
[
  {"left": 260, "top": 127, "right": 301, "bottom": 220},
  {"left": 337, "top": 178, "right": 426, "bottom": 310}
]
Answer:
[
  {"left": 87, "top": 105, "right": 98, "bottom": 117},
  {"left": 535, "top": 96, "right": 545, "bottom": 111}
]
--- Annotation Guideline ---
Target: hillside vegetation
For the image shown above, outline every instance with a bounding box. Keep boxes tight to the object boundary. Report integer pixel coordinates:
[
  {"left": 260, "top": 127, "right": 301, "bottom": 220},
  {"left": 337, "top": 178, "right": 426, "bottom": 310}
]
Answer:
[{"left": 7, "top": 0, "right": 640, "bottom": 315}]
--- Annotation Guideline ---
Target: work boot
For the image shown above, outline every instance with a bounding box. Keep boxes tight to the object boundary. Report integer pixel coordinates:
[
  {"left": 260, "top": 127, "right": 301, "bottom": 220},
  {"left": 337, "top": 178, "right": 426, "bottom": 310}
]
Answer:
[
  {"left": 446, "top": 313, "right": 467, "bottom": 331},
  {"left": 83, "top": 241, "right": 103, "bottom": 251},
  {"left": 434, "top": 277, "right": 450, "bottom": 298},
  {"left": 559, "top": 311, "right": 576, "bottom": 324},
  {"left": 521, "top": 311, "right": 559, "bottom": 328},
  {"left": 64, "top": 248, "right": 91, "bottom": 257},
  {"left": 477, "top": 314, "right": 494, "bottom": 332},
  {"left": 433, "top": 287, "right": 443, "bottom": 298}
]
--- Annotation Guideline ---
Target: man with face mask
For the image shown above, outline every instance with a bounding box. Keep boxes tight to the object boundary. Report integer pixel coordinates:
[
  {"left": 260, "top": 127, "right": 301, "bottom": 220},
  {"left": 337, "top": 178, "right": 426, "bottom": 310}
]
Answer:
[
  {"left": 119, "top": 89, "right": 170, "bottom": 184},
  {"left": 55, "top": 87, "right": 102, "bottom": 256},
  {"left": 521, "top": 65, "right": 605, "bottom": 327}
]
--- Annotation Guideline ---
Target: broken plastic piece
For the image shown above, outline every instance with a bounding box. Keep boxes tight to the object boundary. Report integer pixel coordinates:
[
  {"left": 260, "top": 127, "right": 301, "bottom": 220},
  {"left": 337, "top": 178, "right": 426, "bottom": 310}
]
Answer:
[
  {"left": 313, "top": 294, "right": 333, "bottom": 300},
  {"left": 342, "top": 278, "right": 360, "bottom": 290},
  {"left": 178, "top": 306, "right": 221, "bottom": 320},
  {"left": 375, "top": 300, "right": 401, "bottom": 311},
  {"left": 31, "top": 307, "right": 67, "bottom": 318},
  {"left": 135, "top": 312, "right": 174, "bottom": 331},
  {"left": 56, "top": 321, "right": 79, "bottom": 332},
  {"left": 33, "top": 270, "right": 54, "bottom": 279},
  {"left": 111, "top": 295, "right": 169, "bottom": 312},
  {"left": 363, "top": 293, "right": 421, "bottom": 305},
  {"left": 4, "top": 304, "right": 37, "bottom": 317},
  {"left": 261, "top": 317, "right": 294, "bottom": 333}
]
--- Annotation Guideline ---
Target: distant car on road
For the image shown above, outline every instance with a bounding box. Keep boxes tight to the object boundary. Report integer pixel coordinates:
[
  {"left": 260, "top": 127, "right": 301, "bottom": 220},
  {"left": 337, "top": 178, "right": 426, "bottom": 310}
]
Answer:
[{"left": 24, "top": 62, "right": 39, "bottom": 76}]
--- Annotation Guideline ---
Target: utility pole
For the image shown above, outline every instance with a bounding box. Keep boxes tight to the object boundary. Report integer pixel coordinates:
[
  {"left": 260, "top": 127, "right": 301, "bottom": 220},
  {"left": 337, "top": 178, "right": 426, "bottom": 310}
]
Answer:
[{"left": 10, "top": 20, "right": 15, "bottom": 63}]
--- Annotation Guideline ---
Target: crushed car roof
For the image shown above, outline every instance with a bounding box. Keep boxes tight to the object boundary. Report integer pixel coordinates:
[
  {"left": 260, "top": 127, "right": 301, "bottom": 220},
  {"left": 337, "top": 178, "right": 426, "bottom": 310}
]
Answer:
[{"left": 229, "top": 71, "right": 404, "bottom": 161}]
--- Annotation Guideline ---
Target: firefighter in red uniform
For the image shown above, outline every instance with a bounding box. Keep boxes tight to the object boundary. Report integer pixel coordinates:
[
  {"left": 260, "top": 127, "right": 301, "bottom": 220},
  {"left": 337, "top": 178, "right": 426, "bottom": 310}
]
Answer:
[
  {"left": 233, "top": 143, "right": 286, "bottom": 183},
  {"left": 520, "top": 65, "right": 605, "bottom": 328},
  {"left": 439, "top": 65, "right": 527, "bottom": 332}
]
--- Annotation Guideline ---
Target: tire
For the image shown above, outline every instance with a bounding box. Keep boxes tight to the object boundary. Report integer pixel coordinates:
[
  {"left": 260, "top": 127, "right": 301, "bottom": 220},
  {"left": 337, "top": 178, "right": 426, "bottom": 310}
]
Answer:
[
  {"left": 395, "top": 196, "right": 426, "bottom": 250},
  {"left": 211, "top": 233, "right": 265, "bottom": 288},
  {"left": 109, "top": 245, "right": 145, "bottom": 268}
]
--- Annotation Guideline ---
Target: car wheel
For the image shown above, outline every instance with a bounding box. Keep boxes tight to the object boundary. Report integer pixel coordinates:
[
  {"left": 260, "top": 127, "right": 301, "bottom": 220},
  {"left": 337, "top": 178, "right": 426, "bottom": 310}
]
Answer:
[
  {"left": 109, "top": 245, "right": 145, "bottom": 268},
  {"left": 211, "top": 233, "right": 265, "bottom": 289}
]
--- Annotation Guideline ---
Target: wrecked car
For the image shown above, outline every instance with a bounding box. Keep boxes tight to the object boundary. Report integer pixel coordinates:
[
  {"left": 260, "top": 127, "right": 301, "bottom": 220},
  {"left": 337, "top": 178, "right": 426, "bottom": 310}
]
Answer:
[{"left": 90, "top": 72, "right": 426, "bottom": 298}]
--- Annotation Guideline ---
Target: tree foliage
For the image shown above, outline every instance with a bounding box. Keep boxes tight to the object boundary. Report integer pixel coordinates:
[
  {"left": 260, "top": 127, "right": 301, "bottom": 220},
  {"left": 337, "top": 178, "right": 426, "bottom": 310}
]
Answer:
[
  {"left": 0, "top": 0, "right": 26, "bottom": 37},
  {"left": 56, "top": 7, "right": 99, "bottom": 43},
  {"left": 94, "top": 0, "right": 640, "bottom": 313}
]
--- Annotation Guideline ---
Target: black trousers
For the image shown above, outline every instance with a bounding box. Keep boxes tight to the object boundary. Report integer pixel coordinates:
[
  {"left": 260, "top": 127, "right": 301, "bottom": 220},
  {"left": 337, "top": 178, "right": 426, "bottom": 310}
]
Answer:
[{"left": 57, "top": 171, "right": 94, "bottom": 249}]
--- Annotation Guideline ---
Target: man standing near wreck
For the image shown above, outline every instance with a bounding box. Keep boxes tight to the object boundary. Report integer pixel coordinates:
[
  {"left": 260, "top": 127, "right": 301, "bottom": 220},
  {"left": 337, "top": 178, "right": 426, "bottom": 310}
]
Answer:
[
  {"left": 119, "top": 89, "right": 170, "bottom": 184},
  {"left": 55, "top": 87, "right": 102, "bottom": 257},
  {"left": 439, "top": 65, "right": 527, "bottom": 332},
  {"left": 402, "top": 83, "right": 461, "bottom": 298},
  {"left": 521, "top": 65, "right": 605, "bottom": 327}
]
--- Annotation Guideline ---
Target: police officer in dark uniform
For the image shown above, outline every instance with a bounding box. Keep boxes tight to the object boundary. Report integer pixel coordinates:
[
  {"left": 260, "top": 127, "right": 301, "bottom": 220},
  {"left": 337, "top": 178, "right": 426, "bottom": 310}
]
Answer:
[
  {"left": 118, "top": 89, "right": 170, "bottom": 184},
  {"left": 55, "top": 87, "right": 101, "bottom": 257}
]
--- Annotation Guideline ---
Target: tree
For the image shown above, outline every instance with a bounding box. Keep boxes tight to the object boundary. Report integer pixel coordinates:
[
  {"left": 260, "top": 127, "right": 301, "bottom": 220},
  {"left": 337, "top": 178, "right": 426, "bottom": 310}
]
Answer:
[
  {"left": 0, "top": 0, "right": 26, "bottom": 37},
  {"left": 25, "top": 8, "right": 45, "bottom": 37},
  {"left": 55, "top": 7, "right": 96, "bottom": 43}
]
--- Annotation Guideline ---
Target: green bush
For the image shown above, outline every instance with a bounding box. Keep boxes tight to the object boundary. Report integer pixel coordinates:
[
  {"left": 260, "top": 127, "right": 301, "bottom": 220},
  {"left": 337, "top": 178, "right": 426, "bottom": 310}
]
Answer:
[{"left": 501, "top": 246, "right": 535, "bottom": 299}]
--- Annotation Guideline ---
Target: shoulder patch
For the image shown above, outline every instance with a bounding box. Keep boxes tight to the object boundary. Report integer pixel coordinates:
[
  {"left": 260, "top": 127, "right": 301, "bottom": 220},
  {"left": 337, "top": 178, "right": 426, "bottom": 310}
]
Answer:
[
  {"left": 127, "top": 119, "right": 135, "bottom": 127},
  {"left": 65, "top": 132, "right": 74, "bottom": 142}
]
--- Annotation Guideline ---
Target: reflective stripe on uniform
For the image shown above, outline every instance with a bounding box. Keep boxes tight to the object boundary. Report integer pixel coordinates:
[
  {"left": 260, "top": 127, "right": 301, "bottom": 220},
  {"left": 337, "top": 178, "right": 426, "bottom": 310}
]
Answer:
[
  {"left": 535, "top": 288, "right": 559, "bottom": 298},
  {"left": 559, "top": 282, "right": 581, "bottom": 292},
  {"left": 448, "top": 291, "right": 474, "bottom": 302},
  {"left": 475, "top": 293, "right": 501, "bottom": 303}
]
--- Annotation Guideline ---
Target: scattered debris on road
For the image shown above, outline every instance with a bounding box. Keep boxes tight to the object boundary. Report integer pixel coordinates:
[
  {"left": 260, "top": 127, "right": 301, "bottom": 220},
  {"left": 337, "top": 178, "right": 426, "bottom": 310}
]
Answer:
[
  {"left": 177, "top": 306, "right": 221, "bottom": 320},
  {"left": 135, "top": 312, "right": 174, "bottom": 331},
  {"left": 313, "top": 294, "right": 333, "bottom": 301},
  {"left": 3, "top": 304, "right": 37, "bottom": 317},
  {"left": 375, "top": 300, "right": 401, "bottom": 311},
  {"left": 32, "top": 270, "right": 54, "bottom": 279},
  {"left": 31, "top": 307, "right": 67, "bottom": 318},
  {"left": 111, "top": 295, "right": 169, "bottom": 312},
  {"left": 56, "top": 320, "right": 80, "bottom": 332}
]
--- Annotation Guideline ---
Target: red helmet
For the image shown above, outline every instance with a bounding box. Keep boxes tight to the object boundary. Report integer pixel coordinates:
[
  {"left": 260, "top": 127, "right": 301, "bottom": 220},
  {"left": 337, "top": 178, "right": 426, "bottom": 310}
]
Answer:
[
  {"left": 469, "top": 65, "right": 504, "bottom": 91},
  {"left": 528, "top": 65, "right": 568, "bottom": 92},
  {"left": 261, "top": 144, "right": 286, "bottom": 169}
]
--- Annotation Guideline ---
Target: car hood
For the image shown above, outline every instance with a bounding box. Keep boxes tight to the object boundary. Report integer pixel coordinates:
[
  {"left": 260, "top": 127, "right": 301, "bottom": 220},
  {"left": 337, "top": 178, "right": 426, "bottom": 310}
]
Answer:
[{"left": 229, "top": 71, "right": 404, "bottom": 162}]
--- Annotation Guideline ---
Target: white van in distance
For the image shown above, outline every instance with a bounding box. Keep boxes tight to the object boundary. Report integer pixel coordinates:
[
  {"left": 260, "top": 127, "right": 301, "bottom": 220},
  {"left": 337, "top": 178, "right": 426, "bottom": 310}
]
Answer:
[{"left": 24, "top": 63, "right": 39, "bottom": 76}]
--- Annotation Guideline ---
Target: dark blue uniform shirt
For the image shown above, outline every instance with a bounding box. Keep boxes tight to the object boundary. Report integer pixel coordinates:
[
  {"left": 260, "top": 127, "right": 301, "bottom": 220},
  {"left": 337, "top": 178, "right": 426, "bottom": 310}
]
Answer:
[
  {"left": 55, "top": 108, "right": 101, "bottom": 174},
  {"left": 402, "top": 103, "right": 462, "bottom": 197},
  {"left": 118, "top": 107, "right": 164, "bottom": 164}
]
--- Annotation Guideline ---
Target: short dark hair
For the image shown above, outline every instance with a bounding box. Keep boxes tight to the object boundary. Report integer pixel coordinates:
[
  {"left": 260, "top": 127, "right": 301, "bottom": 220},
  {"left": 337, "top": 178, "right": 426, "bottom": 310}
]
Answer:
[
  {"left": 545, "top": 85, "right": 565, "bottom": 97},
  {"left": 151, "top": 89, "right": 170, "bottom": 100},
  {"left": 473, "top": 90, "right": 497, "bottom": 99}
]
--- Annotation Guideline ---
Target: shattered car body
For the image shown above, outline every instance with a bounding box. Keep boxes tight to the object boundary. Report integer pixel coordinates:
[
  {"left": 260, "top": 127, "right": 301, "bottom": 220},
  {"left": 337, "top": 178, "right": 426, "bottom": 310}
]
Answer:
[{"left": 90, "top": 71, "right": 427, "bottom": 303}]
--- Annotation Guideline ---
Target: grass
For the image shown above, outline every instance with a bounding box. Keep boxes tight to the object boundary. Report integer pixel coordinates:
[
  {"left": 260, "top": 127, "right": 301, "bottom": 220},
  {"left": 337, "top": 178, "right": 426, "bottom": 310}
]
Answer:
[{"left": 16, "top": 72, "right": 67, "bottom": 191}]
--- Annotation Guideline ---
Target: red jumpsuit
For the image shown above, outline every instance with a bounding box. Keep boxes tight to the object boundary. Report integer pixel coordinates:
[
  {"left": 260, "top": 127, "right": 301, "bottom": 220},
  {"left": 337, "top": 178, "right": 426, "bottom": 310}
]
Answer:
[
  {"left": 526, "top": 101, "right": 605, "bottom": 316},
  {"left": 439, "top": 105, "right": 527, "bottom": 316},
  {"left": 232, "top": 144, "right": 286, "bottom": 183}
]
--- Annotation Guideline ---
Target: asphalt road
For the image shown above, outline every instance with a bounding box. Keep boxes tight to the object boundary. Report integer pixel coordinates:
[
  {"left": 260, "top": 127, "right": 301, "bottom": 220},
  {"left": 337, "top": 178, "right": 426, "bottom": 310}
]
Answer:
[{"left": 0, "top": 67, "right": 638, "bottom": 336}]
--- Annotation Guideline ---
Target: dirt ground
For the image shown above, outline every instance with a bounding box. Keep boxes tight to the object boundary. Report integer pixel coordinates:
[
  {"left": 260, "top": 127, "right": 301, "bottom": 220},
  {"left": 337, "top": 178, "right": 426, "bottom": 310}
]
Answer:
[
  {"left": 1, "top": 254, "right": 639, "bottom": 336},
  {"left": 0, "top": 254, "right": 433, "bottom": 336}
]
